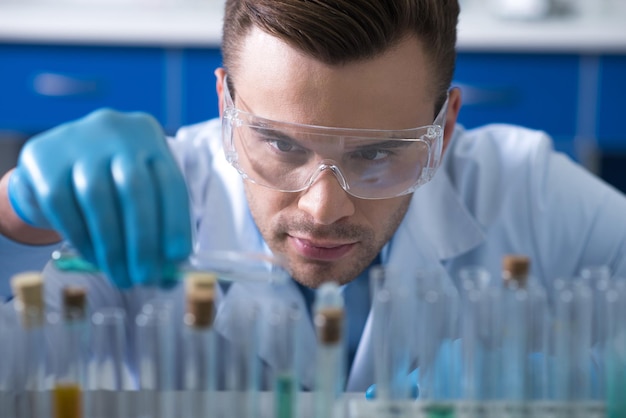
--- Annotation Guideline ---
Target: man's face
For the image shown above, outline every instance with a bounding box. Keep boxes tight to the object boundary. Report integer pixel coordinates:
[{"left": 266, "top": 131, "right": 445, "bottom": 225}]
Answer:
[{"left": 217, "top": 28, "right": 452, "bottom": 288}]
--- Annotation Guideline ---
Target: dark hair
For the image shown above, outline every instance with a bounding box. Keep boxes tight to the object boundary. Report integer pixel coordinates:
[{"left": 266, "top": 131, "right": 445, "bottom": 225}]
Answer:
[{"left": 222, "top": 0, "right": 459, "bottom": 104}]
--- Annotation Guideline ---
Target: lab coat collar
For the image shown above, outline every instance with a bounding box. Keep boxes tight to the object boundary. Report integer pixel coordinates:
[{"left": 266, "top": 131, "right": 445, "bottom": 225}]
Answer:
[{"left": 401, "top": 148, "right": 486, "bottom": 262}]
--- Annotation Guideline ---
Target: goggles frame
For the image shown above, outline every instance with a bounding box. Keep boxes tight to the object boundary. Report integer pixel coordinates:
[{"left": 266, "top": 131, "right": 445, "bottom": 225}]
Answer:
[{"left": 221, "top": 76, "right": 449, "bottom": 200}]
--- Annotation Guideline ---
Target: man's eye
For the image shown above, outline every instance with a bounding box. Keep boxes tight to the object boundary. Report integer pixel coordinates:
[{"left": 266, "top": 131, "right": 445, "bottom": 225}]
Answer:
[
  {"left": 356, "top": 149, "right": 391, "bottom": 161},
  {"left": 269, "top": 139, "right": 295, "bottom": 152}
]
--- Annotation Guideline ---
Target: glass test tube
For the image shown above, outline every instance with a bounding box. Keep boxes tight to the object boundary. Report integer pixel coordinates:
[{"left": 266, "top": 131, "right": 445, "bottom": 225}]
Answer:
[
  {"left": 500, "top": 256, "right": 531, "bottom": 418},
  {"left": 605, "top": 280, "right": 626, "bottom": 418},
  {"left": 500, "top": 282, "right": 529, "bottom": 418},
  {"left": 370, "top": 267, "right": 392, "bottom": 401},
  {"left": 91, "top": 307, "right": 129, "bottom": 418},
  {"left": 11, "top": 271, "right": 48, "bottom": 418},
  {"left": 458, "top": 263, "right": 496, "bottom": 407},
  {"left": 523, "top": 277, "right": 549, "bottom": 403},
  {"left": 460, "top": 269, "right": 503, "bottom": 403},
  {"left": 370, "top": 266, "right": 412, "bottom": 401},
  {"left": 270, "top": 304, "right": 301, "bottom": 418},
  {"left": 313, "top": 282, "right": 345, "bottom": 418},
  {"left": 0, "top": 313, "right": 16, "bottom": 418},
  {"left": 415, "top": 269, "right": 460, "bottom": 403},
  {"left": 182, "top": 272, "right": 217, "bottom": 418},
  {"left": 551, "top": 278, "right": 593, "bottom": 402},
  {"left": 581, "top": 265, "right": 612, "bottom": 401},
  {"left": 136, "top": 298, "right": 176, "bottom": 418},
  {"left": 224, "top": 302, "right": 262, "bottom": 418},
  {"left": 49, "top": 286, "right": 89, "bottom": 418},
  {"left": 580, "top": 265, "right": 612, "bottom": 342}
]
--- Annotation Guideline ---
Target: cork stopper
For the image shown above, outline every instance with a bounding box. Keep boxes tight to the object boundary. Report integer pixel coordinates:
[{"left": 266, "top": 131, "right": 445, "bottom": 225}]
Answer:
[
  {"left": 62, "top": 286, "right": 87, "bottom": 320},
  {"left": 185, "top": 271, "right": 217, "bottom": 294},
  {"left": 185, "top": 290, "right": 215, "bottom": 329},
  {"left": 502, "top": 254, "right": 531, "bottom": 288},
  {"left": 314, "top": 307, "right": 344, "bottom": 345},
  {"left": 183, "top": 272, "right": 217, "bottom": 328},
  {"left": 11, "top": 271, "right": 44, "bottom": 328}
]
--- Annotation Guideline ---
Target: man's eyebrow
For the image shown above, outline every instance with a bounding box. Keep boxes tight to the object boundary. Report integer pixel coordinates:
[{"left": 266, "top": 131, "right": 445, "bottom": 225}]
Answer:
[
  {"left": 250, "top": 126, "right": 326, "bottom": 152},
  {"left": 349, "top": 139, "right": 415, "bottom": 150},
  {"left": 251, "top": 126, "right": 298, "bottom": 143}
]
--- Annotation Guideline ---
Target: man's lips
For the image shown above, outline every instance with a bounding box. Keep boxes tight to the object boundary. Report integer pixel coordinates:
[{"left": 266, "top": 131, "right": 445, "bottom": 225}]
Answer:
[{"left": 289, "top": 236, "right": 356, "bottom": 261}]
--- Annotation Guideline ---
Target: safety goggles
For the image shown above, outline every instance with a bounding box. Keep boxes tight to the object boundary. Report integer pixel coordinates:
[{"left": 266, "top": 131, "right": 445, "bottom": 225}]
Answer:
[{"left": 221, "top": 76, "right": 448, "bottom": 200}]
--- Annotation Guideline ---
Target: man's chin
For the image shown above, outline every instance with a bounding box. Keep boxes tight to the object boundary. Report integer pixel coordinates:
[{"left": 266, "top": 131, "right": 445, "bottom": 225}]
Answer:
[{"left": 288, "top": 262, "right": 355, "bottom": 289}]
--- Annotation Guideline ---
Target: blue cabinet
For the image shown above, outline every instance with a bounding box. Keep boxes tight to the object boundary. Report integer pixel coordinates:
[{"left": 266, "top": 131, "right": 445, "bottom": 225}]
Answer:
[
  {"left": 181, "top": 48, "right": 222, "bottom": 126},
  {"left": 454, "top": 53, "right": 580, "bottom": 138},
  {"left": 596, "top": 54, "right": 626, "bottom": 151},
  {"left": 0, "top": 44, "right": 168, "bottom": 134},
  {"left": 453, "top": 52, "right": 581, "bottom": 159},
  {"left": 453, "top": 51, "right": 626, "bottom": 192},
  {"left": 0, "top": 44, "right": 223, "bottom": 137}
]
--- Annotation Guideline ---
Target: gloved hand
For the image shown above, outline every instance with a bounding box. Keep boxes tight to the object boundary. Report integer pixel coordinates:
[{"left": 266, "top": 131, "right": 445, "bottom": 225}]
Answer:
[{"left": 8, "top": 109, "right": 192, "bottom": 288}]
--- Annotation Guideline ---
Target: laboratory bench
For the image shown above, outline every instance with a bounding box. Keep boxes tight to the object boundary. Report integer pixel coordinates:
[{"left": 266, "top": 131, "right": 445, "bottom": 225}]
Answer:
[
  {"left": 0, "top": 2, "right": 625, "bottom": 185},
  {"left": 0, "top": 390, "right": 612, "bottom": 417}
]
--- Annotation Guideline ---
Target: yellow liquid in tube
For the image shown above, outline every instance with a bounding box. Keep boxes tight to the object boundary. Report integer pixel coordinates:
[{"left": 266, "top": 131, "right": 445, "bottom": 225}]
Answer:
[{"left": 53, "top": 383, "right": 82, "bottom": 418}]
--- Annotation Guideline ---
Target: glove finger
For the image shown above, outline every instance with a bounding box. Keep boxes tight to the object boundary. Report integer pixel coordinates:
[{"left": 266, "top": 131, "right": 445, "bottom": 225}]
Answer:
[
  {"left": 72, "top": 157, "right": 130, "bottom": 288},
  {"left": 8, "top": 167, "right": 53, "bottom": 229},
  {"left": 111, "top": 154, "right": 160, "bottom": 286},
  {"left": 35, "top": 174, "right": 95, "bottom": 264},
  {"left": 151, "top": 157, "right": 192, "bottom": 263}
]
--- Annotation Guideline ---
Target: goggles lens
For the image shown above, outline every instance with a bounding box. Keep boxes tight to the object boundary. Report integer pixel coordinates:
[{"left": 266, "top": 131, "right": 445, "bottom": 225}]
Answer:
[{"left": 221, "top": 77, "right": 448, "bottom": 200}]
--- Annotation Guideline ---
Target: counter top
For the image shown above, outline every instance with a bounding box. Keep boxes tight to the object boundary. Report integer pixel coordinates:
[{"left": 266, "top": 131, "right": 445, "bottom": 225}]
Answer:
[
  {"left": 0, "top": 2, "right": 223, "bottom": 47},
  {"left": 0, "top": 2, "right": 625, "bottom": 52},
  {"left": 457, "top": 8, "right": 626, "bottom": 53}
]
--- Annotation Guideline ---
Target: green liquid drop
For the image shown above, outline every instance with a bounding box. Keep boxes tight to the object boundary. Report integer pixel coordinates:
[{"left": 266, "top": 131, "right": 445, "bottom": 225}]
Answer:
[{"left": 53, "top": 256, "right": 99, "bottom": 273}]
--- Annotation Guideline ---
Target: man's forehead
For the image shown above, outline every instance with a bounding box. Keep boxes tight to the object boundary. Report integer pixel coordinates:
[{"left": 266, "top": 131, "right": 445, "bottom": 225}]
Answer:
[{"left": 231, "top": 30, "right": 436, "bottom": 131}]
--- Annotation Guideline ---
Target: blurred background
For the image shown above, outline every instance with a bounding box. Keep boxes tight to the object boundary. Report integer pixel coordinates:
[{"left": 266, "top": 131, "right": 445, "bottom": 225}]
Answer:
[{"left": 0, "top": 0, "right": 625, "bottom": 190}]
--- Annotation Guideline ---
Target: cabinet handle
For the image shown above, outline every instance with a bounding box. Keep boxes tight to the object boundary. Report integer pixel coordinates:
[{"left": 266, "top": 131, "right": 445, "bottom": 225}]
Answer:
[
  {"left": 453, "top": 82, "right": 519, "bottom": 106},
  {"left": 32, "top": 72, "right": 101, "bottom": 97}
]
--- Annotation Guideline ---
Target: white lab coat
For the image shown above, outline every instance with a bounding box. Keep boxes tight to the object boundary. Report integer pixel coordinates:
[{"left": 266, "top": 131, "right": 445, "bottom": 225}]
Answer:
[{"left": 3, "top": 119, "right": 626, "bottom": 392}]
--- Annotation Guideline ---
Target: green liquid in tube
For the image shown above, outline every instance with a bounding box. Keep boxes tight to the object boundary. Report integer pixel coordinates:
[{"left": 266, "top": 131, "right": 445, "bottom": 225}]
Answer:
[
  {"left": 425, "top": 403, "right": 455, "bottom": 418},
  {"left": 275, "top": 373, "right": 295, "bottom": 418}
]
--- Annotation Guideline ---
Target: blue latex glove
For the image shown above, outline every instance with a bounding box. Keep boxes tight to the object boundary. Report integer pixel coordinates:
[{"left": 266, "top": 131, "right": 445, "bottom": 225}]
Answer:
[
  {"left": 366, "top": 369, "right": 420, "bottom": 400},
  {"left": 8, "top": 109, "right": 192, "bottom": 288}
]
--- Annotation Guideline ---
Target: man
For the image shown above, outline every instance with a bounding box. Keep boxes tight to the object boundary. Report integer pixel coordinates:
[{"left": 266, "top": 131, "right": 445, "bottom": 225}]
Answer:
[{"left": 1, "top": 0, "right": 626, "bottom": 392}]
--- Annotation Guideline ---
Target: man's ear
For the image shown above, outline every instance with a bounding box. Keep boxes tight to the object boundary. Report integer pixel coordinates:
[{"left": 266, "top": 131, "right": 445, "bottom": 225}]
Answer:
[
  {"left": 215, "top": 68, "right": 227, "bottom": 118},
  {"left": 442, "top": 87, "right": 462, "bottom": 153}
]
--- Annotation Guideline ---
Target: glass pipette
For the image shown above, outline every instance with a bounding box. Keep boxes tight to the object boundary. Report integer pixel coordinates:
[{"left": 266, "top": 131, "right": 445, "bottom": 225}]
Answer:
[{"left": 51, "top": 248, "right": 290, "bottom": 285}]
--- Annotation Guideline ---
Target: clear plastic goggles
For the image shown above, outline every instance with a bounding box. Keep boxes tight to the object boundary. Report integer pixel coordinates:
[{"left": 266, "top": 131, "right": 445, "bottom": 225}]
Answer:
[{"left": 221, "top": 77, "right": 448, "bottom": 200}]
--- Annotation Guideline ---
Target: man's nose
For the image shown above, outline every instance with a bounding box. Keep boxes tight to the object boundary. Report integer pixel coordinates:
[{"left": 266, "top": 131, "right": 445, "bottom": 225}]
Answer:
[{"left": 297, "top": 167, "right": 356, "bottom": 225}]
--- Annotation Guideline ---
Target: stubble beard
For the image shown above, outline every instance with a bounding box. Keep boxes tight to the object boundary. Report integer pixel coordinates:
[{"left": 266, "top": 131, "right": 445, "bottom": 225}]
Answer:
[{"left": 251, "top": 202, "right": 411, "bottom": 289}]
